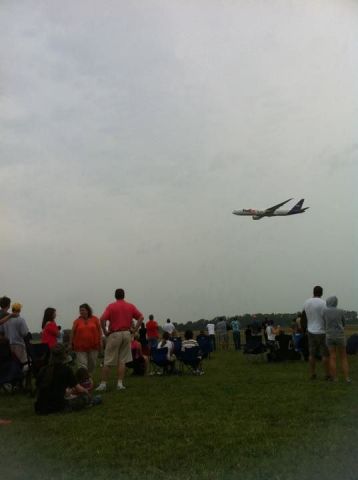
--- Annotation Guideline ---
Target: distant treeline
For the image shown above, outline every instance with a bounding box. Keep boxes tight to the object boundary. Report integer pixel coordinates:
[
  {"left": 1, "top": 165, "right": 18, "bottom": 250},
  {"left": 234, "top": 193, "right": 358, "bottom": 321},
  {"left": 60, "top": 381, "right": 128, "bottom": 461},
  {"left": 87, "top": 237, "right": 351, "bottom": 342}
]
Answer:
[
  {"left": 30, "top": 311, "right": 358, "bottom": 340},
  {"left": 174, "top": 311, "right": 358, "bottom": 332}
]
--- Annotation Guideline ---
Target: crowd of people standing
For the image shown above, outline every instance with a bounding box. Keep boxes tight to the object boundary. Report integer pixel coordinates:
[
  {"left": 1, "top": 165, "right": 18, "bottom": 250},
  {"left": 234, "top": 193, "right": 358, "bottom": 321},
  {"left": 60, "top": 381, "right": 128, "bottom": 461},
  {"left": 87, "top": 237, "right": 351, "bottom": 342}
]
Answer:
[{"left": 0, "top": 284, "right": 353, "bottom": 418}]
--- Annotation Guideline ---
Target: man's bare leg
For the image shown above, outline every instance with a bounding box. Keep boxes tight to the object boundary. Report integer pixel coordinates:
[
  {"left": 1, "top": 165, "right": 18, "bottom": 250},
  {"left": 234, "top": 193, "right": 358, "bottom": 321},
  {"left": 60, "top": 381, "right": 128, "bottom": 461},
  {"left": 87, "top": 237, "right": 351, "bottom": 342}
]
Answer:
[
  {"left": 95, "top": 366, "right": 110, "bottom": 391},
  {"left": 309, "top": 355, "right": 316, "bottom": 378},
  {"left": 117, "top": 362, "right": 126, "bottom": 389},
  {"left": 339, "top": 347, "right": 350, "bottom": 381},
  {"left": 327, "top": 349, "right": 337, "bottom": 380}
]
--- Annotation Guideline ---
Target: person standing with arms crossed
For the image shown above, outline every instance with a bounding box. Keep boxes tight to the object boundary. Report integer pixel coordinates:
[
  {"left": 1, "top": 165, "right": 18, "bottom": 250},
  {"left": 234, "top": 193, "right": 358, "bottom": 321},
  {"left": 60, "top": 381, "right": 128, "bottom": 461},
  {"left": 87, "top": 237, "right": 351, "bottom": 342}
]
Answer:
[
  {"left": 302, "top": 285, "right": 330, "bottom": 380},
  {"left": 96, "top": 289, "right": 144, "bottom": 392}
]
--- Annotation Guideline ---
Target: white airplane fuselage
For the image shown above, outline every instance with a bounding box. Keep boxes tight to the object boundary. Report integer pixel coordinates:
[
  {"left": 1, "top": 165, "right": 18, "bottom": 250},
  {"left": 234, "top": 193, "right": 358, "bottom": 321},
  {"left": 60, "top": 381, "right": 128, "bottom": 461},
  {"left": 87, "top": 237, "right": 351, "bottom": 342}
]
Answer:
[{"left": 232, "top": 209, "right": 307, "bottom": 220}]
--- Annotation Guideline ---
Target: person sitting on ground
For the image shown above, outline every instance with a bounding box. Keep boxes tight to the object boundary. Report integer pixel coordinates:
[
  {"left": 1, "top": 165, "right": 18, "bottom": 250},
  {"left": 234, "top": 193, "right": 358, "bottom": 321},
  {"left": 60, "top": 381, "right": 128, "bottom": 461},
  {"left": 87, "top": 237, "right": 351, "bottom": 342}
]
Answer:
[
  {"left": 196, "top": 330, "right": 212, "bottom": 359},
  {"left": 0, "top": 302, "right": 30, "bottom": 366},
  {"left": 156, "top": 331, "right": 176, "bottom": 373},
  {"left": 41, "top": 307, "right": 60, "bottom": 349},
  {"left": 181, "top": 330, "right": 204, "bottom": 374},
  {"left": 75, "top": 366, "right": 94, "bottom": 391},
  {"left": 323, "top": 296, "right": 351, "bottom": 383},
  {"left": 35, "top": 344, "right": 91, "bottom": 415},
  {"left": 196, "top": 330, "right": 207, "bottom": 343},
  {"left": 126, "top": 334, "right": 149, "bottom": 375},
  {"left": 66, "top": 366, "right": 102, "bottom": 406}
]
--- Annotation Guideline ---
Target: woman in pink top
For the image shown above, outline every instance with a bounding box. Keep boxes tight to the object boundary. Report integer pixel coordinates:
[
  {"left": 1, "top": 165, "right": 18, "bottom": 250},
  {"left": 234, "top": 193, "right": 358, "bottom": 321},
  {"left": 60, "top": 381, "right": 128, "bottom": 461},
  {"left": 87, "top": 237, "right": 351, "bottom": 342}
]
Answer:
[{"left": 41, "top": 307, "right": 59, "bottom": 349}]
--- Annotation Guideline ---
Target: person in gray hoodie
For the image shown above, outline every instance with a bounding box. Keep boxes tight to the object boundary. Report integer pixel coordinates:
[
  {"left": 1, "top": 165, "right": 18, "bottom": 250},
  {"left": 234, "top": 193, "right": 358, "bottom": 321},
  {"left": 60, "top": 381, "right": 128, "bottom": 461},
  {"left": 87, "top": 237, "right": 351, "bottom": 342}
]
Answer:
[{"left": 322, "top": 296, "right": 351, "bottom": 383}]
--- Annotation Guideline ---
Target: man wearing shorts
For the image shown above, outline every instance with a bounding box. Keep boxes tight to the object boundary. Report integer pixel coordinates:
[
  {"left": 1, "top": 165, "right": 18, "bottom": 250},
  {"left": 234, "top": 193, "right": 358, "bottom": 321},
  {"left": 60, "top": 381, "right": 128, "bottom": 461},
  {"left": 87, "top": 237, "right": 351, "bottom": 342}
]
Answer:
[
  {"left": 96, "top": 289, "right": 144, "bottom": 391},
  {"left": 302, "top": 285, "right": 330, "bottom": 380}
]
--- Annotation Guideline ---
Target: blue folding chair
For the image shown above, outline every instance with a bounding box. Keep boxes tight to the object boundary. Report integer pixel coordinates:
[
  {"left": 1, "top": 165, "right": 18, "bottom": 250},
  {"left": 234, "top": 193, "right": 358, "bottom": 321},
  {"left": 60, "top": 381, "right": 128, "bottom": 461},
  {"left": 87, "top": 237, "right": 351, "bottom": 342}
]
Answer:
[
  {"left": 197, "top": 336, "right": 213, "bottom": 359},
  {"left": 150, "top": 347, "right": 170, "bottom": 375},
  {"left": 180, "top": 346, "right": 203, "bottom": 374},
  {"left": 172, "top": 338, "right": 182, "bottom": 360}
]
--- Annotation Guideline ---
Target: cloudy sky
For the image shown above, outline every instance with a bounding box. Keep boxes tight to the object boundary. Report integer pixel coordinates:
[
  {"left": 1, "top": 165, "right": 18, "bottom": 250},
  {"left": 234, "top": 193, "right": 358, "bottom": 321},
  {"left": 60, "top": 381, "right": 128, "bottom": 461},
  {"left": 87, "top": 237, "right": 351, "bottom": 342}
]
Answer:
[{"left": 1, "top": 0, "right": 357, "bottom": 331}]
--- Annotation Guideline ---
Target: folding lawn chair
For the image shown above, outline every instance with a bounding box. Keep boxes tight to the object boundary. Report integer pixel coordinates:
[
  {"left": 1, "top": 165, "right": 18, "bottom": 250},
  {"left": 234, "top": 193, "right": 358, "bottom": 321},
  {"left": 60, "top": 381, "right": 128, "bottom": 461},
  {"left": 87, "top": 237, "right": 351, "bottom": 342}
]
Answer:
[
  {"left": 243, "top": 336, "right": 267, "bottom": 362},
  {"left": 179, "top": 346, "right": 203, "bottom": 374},
  {"left": 126, "top": 348, "right": 146, "bottom": 376},
  {"left": 172, "top": 338, "right": 182, "bottom": 359},
  {"left": 197, "top": 336, "right": 212, "bottom": 359},
  {"left": 25, "top": 343, "right": 50, "bottom": 394},
  {"left": 150, "top": 347, "right": 170, "bottom": 375}
]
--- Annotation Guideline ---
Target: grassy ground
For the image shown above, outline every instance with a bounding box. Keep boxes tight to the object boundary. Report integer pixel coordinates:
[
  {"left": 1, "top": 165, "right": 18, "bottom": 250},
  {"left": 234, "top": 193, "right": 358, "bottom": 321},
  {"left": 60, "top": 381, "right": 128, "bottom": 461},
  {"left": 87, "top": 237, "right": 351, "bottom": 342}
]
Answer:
[{"left": 1, "top": 350, "right": 357, "bottom": 480}]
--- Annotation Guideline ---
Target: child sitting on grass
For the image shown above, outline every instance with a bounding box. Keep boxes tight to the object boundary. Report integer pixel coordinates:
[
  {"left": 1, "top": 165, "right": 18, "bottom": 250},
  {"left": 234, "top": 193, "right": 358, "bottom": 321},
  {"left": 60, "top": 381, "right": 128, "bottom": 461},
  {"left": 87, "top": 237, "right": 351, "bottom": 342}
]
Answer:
[
  {"left": 66, "top": 367, "right": 102, "bottom": 406},
  {"left": 35, "top": 345, "right": 101, "bottom": 414},
  {"left": 75, "top": 366, "right": 94, "bottom": 391}
]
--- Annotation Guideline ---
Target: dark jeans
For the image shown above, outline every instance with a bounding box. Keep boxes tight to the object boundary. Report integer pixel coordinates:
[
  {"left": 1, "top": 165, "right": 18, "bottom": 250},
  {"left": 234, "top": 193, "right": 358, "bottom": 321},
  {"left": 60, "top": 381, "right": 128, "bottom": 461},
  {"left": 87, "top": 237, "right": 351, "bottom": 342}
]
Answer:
[
  {"left": 233, "top": 331, "right": 241, "bottom": 350},
  {"left": 209, "top": 335, "right": 216, "bottom": 351}
]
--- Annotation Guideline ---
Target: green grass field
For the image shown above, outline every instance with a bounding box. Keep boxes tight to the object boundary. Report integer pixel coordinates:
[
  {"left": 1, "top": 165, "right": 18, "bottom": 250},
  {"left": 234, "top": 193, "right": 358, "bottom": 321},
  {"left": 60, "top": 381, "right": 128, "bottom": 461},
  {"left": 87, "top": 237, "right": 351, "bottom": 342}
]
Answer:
[{"left": 1, "top": 350, "right": 357, "bottom": 480}]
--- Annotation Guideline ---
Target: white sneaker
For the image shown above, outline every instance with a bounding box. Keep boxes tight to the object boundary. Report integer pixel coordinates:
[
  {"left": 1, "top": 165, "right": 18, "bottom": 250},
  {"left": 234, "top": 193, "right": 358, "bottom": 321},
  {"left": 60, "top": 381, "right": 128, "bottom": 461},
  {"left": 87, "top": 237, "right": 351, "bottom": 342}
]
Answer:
[
  {"left": 95, "top": 383, "right": 107, "bottom": 392},
  {"left": 117, "top": 384, "right": 126, "bottom": 391}
]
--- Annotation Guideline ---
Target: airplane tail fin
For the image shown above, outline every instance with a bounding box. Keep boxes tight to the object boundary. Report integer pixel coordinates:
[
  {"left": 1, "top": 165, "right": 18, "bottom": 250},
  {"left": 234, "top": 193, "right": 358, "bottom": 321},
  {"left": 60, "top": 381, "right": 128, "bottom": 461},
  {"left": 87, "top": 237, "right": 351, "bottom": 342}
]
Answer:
[{"left": 288, "top": 199, "right": 305, "bottom": 214}]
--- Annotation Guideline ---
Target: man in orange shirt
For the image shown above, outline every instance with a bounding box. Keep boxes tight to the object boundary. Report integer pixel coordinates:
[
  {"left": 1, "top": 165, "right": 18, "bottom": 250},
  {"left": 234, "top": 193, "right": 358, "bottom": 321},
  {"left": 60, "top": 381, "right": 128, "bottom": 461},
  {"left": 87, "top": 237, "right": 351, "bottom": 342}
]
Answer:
[
  {"left": 146, "top": 314, "right": 159, "bottom": 351},
  {"left": 96, "top": 289, "right": 144, "bottom": 392}
]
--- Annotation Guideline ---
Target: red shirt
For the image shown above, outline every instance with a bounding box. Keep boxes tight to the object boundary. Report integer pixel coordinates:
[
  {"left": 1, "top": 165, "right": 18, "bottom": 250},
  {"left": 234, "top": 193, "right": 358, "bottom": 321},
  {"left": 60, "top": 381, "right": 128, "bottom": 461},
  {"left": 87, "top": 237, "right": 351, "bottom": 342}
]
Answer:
[
  {"left": 72, "top": 316, "right": 101, "bottom": 352},
  {"left": 100, "top": 300, "right": 143, "bottom": 332},
  {"left": 146, "top": 320, "right": 159, "bottom": 339},
  {"left": 131, "top": 339, "right": 142, "bottom": 360},
  {"left": 41, "top": 321, "right": 59, "bottom": 348}
]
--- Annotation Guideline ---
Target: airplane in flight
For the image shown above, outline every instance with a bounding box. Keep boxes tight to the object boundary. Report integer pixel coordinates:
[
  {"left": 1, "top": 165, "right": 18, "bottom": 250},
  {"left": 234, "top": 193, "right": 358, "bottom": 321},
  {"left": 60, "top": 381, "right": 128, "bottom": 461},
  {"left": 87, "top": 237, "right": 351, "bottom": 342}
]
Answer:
[{"left": 232, "top": 198, "right": 309, "bottom": 220}]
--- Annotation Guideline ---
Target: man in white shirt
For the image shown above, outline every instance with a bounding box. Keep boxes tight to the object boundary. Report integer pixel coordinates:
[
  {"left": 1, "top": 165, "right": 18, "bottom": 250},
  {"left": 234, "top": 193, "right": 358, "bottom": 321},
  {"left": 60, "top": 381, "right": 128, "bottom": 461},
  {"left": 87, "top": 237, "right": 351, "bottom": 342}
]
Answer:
[
  {"left": 163, "top": 319, "right": 176, "bottom": 338},
  {"left": 206, "top": 321, "right": 216, "bottom": 351},
  {"left": 302, "top": 285, "right": 330, "bottom": 380}
]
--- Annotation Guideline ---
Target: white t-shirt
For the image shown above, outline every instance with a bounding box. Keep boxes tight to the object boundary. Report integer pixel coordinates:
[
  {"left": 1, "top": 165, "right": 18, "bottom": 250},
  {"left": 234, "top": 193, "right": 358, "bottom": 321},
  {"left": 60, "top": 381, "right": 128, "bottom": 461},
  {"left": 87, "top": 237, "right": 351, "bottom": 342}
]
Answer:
[
  {"left": 207, "top": 323, "right": 215, "bottom": 335},
  {"left": 157, "top": 339, "right": 174, "bottom": 359},
  {"left": 163, "top": 322, "right": 175, "bottom": 334},
  {"left": 266, "top": 325, "right": 276, "bottom": 342},
  {"left": 303, "top": 297, "right": 326, "bottom": 334}
]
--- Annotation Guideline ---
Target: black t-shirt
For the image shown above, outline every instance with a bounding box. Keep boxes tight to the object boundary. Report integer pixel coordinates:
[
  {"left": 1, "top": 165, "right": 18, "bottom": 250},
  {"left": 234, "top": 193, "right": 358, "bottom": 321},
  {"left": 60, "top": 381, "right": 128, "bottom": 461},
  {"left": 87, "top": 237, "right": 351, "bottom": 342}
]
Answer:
[{"left": 35, "top": 364, "right": 77, "bottom": 414}]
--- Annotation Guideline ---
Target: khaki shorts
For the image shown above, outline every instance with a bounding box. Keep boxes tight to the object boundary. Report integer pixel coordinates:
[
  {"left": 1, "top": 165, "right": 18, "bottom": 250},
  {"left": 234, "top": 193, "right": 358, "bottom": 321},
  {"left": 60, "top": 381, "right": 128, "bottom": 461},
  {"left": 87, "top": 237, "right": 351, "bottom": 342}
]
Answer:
[
  {"left": 308, "top": 333, "right": 329, "bottom": 357},
  {"left": 76, "top": 350, "right": 99, "bottom": 374},
  {"left": 326, "top": 336, "right": 346, "bottom": 348},
  {"left": 104, "top": 331, "right": 132, "bottom": 367}
]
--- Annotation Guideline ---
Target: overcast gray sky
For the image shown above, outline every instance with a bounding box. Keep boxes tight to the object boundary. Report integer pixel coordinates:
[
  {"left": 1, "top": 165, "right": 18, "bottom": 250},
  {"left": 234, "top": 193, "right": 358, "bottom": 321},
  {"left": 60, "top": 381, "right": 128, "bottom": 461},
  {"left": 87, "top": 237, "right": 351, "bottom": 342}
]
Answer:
[{"left": 1, "top": 0, "right": 357, "bottom": 331}]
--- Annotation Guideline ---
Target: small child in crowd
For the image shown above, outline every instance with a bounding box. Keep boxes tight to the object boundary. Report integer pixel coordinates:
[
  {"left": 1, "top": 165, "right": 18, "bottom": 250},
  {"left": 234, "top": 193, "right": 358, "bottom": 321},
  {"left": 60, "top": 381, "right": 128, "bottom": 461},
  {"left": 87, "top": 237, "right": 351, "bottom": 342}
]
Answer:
[{"left": 65, "top": 367, "right": 101, "bottom": 406}]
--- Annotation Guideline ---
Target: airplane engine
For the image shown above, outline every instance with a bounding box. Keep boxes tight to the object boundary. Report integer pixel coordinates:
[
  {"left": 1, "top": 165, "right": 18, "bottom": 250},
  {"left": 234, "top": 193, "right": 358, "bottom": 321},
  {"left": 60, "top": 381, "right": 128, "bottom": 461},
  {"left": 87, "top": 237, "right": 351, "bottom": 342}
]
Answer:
[{"left": 252, "top": 216, "right": 261, "bottom": 220}]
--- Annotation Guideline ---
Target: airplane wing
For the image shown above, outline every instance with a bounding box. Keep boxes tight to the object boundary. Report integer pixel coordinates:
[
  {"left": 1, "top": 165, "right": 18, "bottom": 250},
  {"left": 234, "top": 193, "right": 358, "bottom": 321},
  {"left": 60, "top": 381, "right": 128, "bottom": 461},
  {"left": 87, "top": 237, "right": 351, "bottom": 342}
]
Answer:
[
  {"left": 253, "top": 198, "right": 293, "bottom": 219},
  {"left": 264, "top": 198, "right": 292, "bottom": 214}
]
